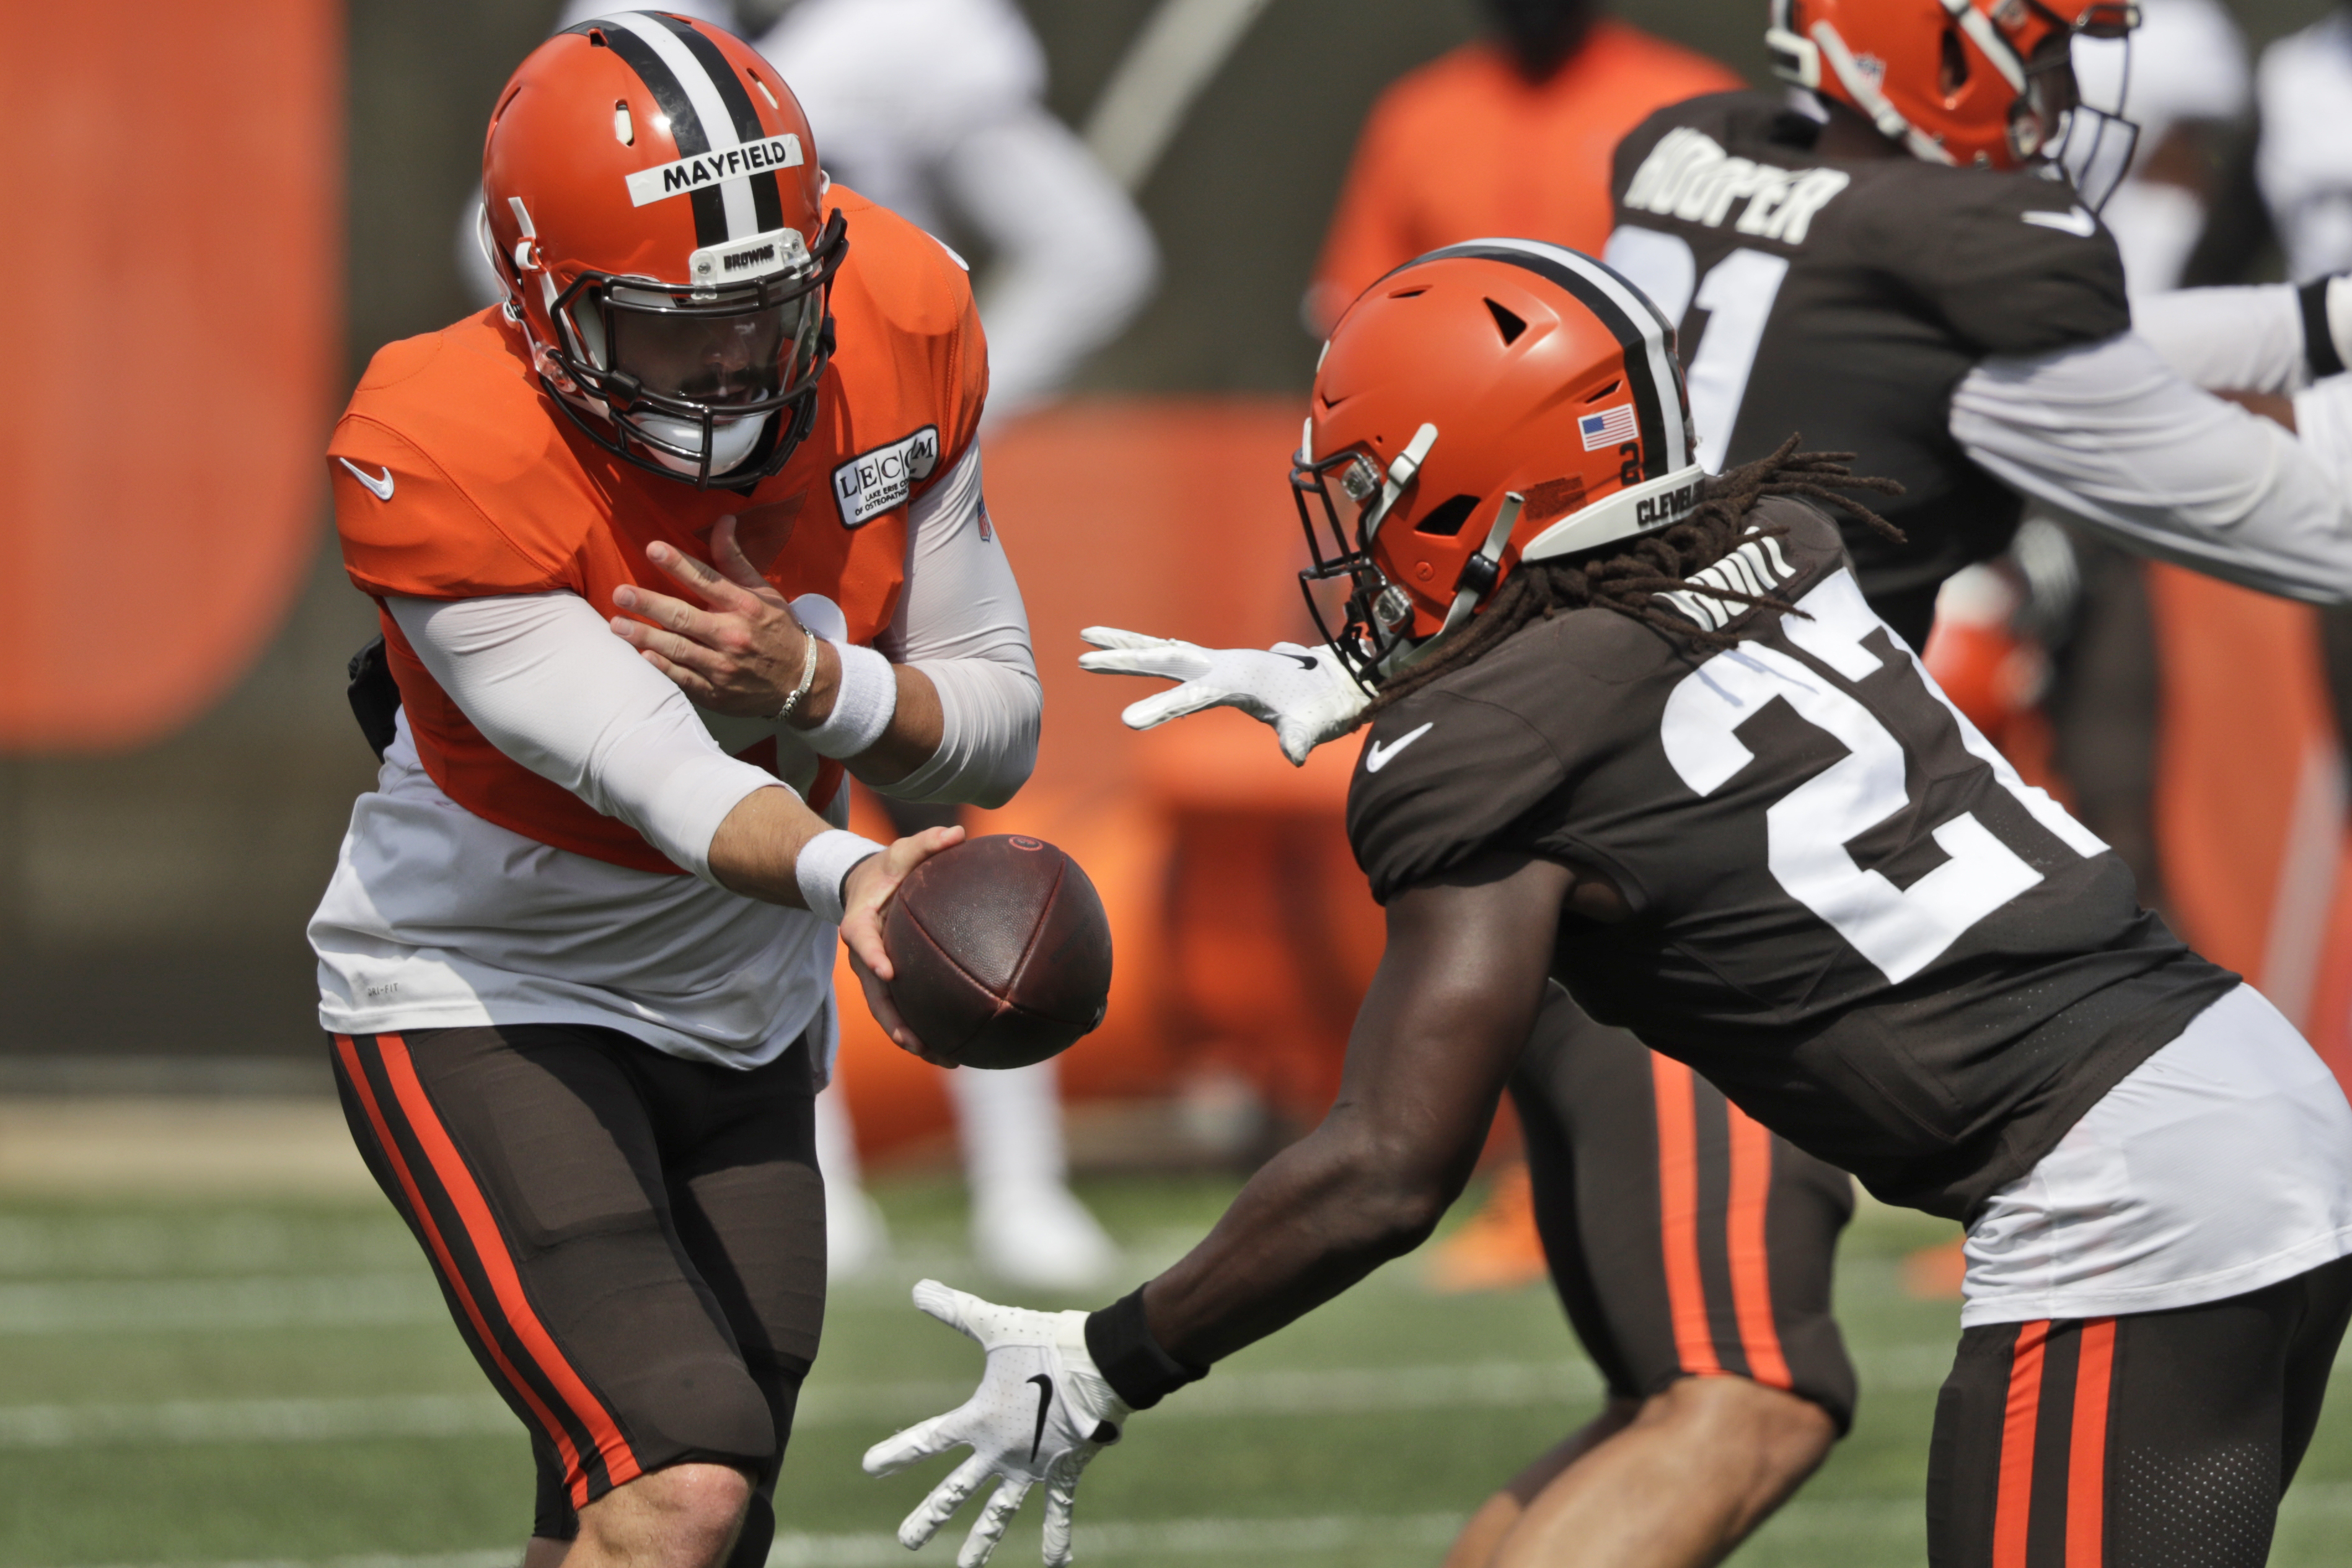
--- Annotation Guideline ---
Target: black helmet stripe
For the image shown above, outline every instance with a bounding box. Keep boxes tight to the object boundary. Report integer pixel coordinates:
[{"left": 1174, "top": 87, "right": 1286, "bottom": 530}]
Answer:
[
  {"left": 571, "top": 17, "right": 729, "bottom": 247},
  {"left": 1417, "top": 239, "right": 1690, "bottom": 480},
  {"left": 650, "top": 12, "right": 788, "bottom": 235},
  {"left": 605, "top": 12, "right": 765, "bottom": 241}
]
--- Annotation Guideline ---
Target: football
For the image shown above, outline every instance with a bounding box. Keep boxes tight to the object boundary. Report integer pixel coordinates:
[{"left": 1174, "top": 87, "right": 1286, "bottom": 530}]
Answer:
[{"left": 882, "top": 834, "right": 1114, "bottom": 1070}]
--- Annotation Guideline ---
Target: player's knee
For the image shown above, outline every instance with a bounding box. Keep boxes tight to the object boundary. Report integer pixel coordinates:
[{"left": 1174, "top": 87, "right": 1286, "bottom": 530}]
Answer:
[
  {"left": 1647, "top": 1375, "right": 1837, "bottom": 1491},
  {"left": 579, "top": 1462, "right": 753, "bottom": 1567}
]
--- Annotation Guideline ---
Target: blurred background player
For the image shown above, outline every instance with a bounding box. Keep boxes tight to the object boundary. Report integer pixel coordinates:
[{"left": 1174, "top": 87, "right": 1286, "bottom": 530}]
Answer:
[
  {"left": 757, "top": 0, "right": 1156, "bottom": 1290},
  {"left": 2258, "top": 1, "right": 2352, "bottom": 284},
  {"left": 458, "top": 0, "right": 1158, "bottom": 1290},
  {"left": 759, "top": 0, "right": 1158, "bottom": 426},
  {"left": 1306, "top": 0, "right": 1739, "bottom": 337}
]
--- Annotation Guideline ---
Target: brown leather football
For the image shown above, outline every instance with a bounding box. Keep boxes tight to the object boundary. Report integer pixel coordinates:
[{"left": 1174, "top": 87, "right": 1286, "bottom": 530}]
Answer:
[{"left": 881, "top": 834, "right": 1113, "bottom": 1069}]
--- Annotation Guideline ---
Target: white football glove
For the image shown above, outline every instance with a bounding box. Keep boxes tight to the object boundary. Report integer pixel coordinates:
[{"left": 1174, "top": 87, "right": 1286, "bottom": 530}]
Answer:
[
  {"left": 1077, "top": 627, "right": 1369, "bottom": 766},
  {"left": 862, "top": 1279, "right": 1131, "bottom": 1567}
]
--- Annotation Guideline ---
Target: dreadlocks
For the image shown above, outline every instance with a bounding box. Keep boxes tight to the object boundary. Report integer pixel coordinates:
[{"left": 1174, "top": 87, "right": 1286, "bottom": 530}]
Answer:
[{"left": 1362, "top": 438, "right": 1903, "bottom": 722}]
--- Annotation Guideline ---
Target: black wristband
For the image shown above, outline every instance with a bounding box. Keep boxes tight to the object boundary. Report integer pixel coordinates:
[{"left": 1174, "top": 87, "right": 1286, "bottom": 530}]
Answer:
[
  {"left": 1084, "top": 1287, "right": 1206, "bottom": 1411},
  {"left": 2301, "top": 278, "right": 2346, "bottom": 381}
]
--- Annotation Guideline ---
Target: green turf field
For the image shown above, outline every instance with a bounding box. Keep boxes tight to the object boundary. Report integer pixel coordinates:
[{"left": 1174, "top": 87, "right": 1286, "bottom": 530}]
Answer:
[{"left": 2, "top": 1174, "right": 2348, "bottom": 1567}]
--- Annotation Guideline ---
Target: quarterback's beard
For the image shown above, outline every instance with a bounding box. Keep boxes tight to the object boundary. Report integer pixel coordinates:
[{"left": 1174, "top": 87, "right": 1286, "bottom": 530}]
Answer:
[{"left": 628, "top": 408, "right": 773, "bottom": 480}]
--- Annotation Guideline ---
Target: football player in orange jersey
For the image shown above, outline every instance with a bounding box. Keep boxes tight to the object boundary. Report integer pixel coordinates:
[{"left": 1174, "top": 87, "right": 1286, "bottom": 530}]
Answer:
[
  {"left": 309, "top": 15, "right": 1045, "bottom": 1568},
  {"left": 1306, "top": 0, "right": 1742, "bottom": 335}
]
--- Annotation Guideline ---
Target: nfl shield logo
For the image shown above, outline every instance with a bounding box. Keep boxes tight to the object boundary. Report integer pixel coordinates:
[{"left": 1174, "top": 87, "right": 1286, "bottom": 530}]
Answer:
[{"left": 1579, "top": 405, "right": 1639, "bottom": 451}]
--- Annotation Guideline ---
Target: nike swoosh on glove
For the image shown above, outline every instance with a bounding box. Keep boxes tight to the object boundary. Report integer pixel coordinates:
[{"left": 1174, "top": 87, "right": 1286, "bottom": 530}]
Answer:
[
  {"left": 863, "top": 1279, "right": 1131, "bottom": 1567},
  {"left": 1077, "top": 627, "right": 1369, "bottom": 766}
]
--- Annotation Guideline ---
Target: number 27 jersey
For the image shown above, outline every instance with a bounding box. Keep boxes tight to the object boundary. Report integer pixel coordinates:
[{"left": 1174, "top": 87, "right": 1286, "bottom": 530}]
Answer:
[{"left": 1346, "top": 500, "right": 2235, "bottom": 1219}]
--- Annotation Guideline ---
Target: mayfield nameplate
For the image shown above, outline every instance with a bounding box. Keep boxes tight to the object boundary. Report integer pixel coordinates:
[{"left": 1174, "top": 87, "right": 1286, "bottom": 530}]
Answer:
[
  {"left": 625, "top": 135, "right": 803, "bottom": 208},
  {"left": 834, "top": 427, "right": 941, "bottom": 528}
]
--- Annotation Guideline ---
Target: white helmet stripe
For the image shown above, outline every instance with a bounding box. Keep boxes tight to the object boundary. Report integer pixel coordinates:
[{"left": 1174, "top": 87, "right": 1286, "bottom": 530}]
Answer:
[{"left": 603, "top": 11, "right": 762, "bottom": 240}]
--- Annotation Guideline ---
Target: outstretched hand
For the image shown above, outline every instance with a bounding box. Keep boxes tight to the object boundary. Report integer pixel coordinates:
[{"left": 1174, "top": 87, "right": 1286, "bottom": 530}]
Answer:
[
  {"left": 610, "top": 518, "right": 827, "bottom": 717},
  {"left": 1077, "top": 627, "right": 1369, "bottom": 766},
  {"left": 863, "top": 1280, "right": 1130, "bottom": 1567},
  {"left": 838, "top": 824, "right": 964, "bottom": 1064}
]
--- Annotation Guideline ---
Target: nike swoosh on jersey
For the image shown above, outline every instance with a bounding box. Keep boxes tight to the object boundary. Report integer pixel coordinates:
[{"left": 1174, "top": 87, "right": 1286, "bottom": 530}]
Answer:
[
  {"left": 1365, "top": 721, "right": 1435, "bottom": 773},
  {"left": 338, "top": 458, "right": 395, "bottom": 501},
  {"left": 2020, "top": 206, "right": 2098, "bottom": 238},
  {"left": 1281, "top": 651, "right": 1319, "bottom": 671},
  {"left": 1026, "top": 1373, "right": 1054, "bottom": 1462}
]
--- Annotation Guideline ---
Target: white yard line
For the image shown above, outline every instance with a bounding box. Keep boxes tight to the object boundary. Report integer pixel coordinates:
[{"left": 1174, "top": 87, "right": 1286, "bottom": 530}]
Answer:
[
  {"left": 19, "top": 1341, "right": 2334, "bottom": 1448},
  {"left": 0, "top": 1275, "right": 446, "bottom": 1333}
]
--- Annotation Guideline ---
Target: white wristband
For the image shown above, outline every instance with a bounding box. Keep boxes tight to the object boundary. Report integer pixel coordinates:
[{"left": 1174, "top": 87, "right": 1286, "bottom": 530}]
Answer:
[
  {"left": 800, "top": 641, "right": 897, "bottom": 759},
  {"left": 796, "top": 829, "right": 886, "bottom": 925}
]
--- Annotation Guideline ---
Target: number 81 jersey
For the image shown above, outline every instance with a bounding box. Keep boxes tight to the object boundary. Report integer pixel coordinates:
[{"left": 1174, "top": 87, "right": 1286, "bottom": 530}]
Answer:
[
  {"left": 1345, "top": 500, "right": 2235, "bottom": 1221},
  {"left": 1601, "top": 91, "right": 2132, "bottom": 605}
]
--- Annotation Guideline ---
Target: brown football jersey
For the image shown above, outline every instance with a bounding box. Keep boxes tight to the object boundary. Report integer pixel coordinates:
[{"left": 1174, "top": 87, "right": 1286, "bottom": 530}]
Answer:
[
  {"left": 1346, "top": 498, "right": 2234, "bottom": 1218},
  {"left": 1605, "top": 92, "right": 2133, "bottom": 602}
]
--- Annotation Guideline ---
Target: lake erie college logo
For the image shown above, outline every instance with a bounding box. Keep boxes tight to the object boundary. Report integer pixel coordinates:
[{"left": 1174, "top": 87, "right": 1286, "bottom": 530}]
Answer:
[{"left": 833, "top": 427, "right": 941, "bottom": 527}]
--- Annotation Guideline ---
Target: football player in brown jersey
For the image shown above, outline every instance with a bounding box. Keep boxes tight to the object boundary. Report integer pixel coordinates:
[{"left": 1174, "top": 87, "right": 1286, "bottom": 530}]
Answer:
[{"left": 872, "top": 239, "right": 2352, "bottom": 1568}]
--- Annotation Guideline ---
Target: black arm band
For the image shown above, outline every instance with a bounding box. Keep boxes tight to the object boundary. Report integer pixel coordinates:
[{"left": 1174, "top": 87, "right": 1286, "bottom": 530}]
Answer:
[
  {"left": 2301, "top": 278, "right": 2346, "bottom": 381},
  {"left": 1084, "top": 1287, "right": 1206, "bottom": 1411}
]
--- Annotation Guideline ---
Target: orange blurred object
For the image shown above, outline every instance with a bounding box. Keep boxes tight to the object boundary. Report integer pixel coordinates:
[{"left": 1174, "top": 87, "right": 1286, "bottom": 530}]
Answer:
[
  {"left": 1919, "top": 566, "right": 2063, "bottom": 795},
  {"left": 1903, "top": 1236, "right": 1967, "bottom": 1300},
  {"left": 1425, "top": 1161, "right": 1550, "bottom": 1295},
  {"left": 0, "top": 5, "right": 341, "bottom": 749}
]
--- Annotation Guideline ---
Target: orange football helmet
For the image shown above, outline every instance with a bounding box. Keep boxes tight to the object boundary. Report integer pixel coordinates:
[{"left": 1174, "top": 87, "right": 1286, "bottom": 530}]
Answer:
[
  {"left": 480, "top": 12, "right": 843, "bottom": 487},
  {"left": 1767, "top": 0, "right": 2139, "bottom": 192},
  {"left": 1295, "top": 240, "right": 1706, "bottom": 686}
]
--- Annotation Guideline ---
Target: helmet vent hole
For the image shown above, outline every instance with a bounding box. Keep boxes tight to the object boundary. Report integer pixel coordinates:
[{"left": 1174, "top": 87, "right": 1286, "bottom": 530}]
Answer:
[
  {"left": 1483, "top": 299, "right": 1528, "bottom": 345},
  {"left": 585, "top": 27, "right": 608, "bottom": 48},
  {"left": 613, "top": 100, "right": 635, "bottom": 146},
  {"left": 1413, "top": 494, "right": 1482, "bottom": 538},
  {"left": 1583, "top": 379, "right": 1621, "bottom": 403},
  {"left": 1387, "top": 286, "right": 1428, "bottom": 299},
  {"left": 750, "top": 73, "right": 782, "bottom": 111},
  {"left": 1940, "top": 26, "right": 1969, "bottom": 94}
]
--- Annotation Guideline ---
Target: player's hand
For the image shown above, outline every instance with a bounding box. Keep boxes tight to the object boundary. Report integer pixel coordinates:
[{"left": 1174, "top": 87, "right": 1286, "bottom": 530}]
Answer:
[
  {"left": 1077, "top": 627, "right": 1368, "bottom": 766},
  {"left": 840, "top": 826, "right": 962, "bottom": 1065},
  {"left": 864, "top": 1280, "right": 1130, "bottom": 1567},
  {"left": 610, "top": 517, "right": 827, "bottom": 718}
]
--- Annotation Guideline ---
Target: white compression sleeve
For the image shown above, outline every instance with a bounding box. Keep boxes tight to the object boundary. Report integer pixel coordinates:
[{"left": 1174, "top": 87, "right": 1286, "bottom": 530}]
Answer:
[
  {"left": 941, "top": 107, "right": 1158, "bottom": 421},
  {"left": 1950, "top": 332, "right": 2352, "bottom": 604},
  {"left": 389, "top": 592, "right": 783, "bottom": 885},
  {"left": 2132, "top": 284, "right": 2312, "bottom": 394},
  {"left": 877, "top": 446, "right": 1042, "bottom": 806}
]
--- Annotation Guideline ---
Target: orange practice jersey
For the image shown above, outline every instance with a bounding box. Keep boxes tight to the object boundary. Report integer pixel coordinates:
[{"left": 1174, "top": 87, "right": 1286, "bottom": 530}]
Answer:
[
  {"left": 328, "top": 188, "right": 987, "bottom": 875},
  {"left": 1310, "top": 22, "right": 1744, "bottom": 330}
]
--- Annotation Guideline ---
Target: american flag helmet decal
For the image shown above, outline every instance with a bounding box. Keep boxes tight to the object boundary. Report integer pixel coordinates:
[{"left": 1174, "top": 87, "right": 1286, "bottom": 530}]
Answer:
[{"left": 1579, "top": 405, "right": 1640, "bottom": 450}]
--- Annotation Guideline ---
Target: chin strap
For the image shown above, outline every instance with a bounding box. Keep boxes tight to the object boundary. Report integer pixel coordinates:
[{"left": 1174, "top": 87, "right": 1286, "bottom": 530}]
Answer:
[
  {"left": 1436, "top": 491, "right": 1526, "bottom": 638},
  {"left": 1363, "top": 423, "right": 1440, "bottom": 543}
]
